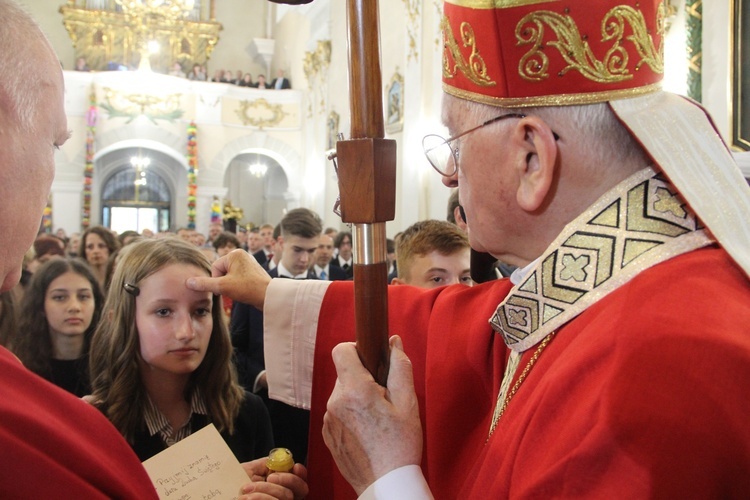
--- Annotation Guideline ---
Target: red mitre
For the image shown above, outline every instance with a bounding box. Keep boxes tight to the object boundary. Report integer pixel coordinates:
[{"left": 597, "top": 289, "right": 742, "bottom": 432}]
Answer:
[{"left": 442, "top": 0, "right": 666, "bottom": 107}]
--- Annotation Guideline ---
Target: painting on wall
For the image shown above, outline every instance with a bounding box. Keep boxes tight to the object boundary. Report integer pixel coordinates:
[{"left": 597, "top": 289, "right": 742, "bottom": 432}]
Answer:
[
  {"left": 328, "top": 111, "right": 340, "bottom": 150},
  {"left": 733, "top": 0, "right": 750, "bottom": 150},
  {"left": 385, "top": 70, "right": 404, "bottom": 134}
]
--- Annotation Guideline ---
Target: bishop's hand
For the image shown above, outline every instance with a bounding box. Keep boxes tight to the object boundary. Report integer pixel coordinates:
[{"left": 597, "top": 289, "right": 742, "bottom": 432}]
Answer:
[
  {"left": 186, "top": 249, "right": 271, "bottom": 309},
  {"left": 323, "top": 335, "right": 423, "bottom": 494}
]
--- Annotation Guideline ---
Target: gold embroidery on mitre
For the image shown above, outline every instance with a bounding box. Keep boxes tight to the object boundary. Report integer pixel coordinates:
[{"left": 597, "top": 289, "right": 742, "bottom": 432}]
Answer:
[
  {"left": 490, "top": 167, "right": 714, "bottom": 352},
  {"left": 442, "top": 16, "right": 497, "bottom": 87},
  {"left": 516, "top": 4, "right": 664, "bottom": 83}
]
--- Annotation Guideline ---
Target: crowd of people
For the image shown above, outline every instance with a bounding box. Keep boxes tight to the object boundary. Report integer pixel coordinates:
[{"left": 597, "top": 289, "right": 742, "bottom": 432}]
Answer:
[
  {"left": 204, "top": 68, "right": 291, "bottom": 89},
  {"left": 74, "top": 55, "right": 292, "bottom": 90},
  {"left": 1, "top": 207, "right": 473, "bottom": 475}
]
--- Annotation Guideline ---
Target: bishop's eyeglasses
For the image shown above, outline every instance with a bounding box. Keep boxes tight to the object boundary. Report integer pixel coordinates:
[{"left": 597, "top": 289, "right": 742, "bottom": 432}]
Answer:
[{"left": 422, "top": 113, "right": 559, "bottom": 177}]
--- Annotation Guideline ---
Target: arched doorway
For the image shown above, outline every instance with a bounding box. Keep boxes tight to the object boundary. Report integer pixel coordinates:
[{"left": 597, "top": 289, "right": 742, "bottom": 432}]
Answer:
[
  {"left": 95, "top": 144, "right": 187, "bottom": 232},
  {"left": 224, "top": 152, "right": 289, "bottom": 227},
  {"left": 101, "top": 161, "right": 172, "bottom": 233}
]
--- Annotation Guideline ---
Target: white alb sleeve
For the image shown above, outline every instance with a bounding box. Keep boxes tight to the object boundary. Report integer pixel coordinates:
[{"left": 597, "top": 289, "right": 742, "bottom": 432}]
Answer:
[
  {"left": 263, "top": 278, "right": 332, "bottom": 409},
  {"left": 358, "top": 465, "right": 433, "bottom": 500}
]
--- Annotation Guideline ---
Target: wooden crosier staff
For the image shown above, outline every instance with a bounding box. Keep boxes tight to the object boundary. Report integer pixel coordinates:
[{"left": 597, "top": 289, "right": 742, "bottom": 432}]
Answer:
[
  {"left": 335, "top": 0, "right": 396, "bottom": 387},
  {"left": 267, "top": 0, "right": 396, "bottom": 386}
]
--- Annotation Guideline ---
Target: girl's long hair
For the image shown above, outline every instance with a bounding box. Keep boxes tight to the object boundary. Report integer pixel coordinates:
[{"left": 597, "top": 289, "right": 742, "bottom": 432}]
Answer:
[
  {"left": 13, "top": 258, "right": 103, "bottom": 376},
  {"left": 89, "top": 237, "right": 244, "bottom": 442}
]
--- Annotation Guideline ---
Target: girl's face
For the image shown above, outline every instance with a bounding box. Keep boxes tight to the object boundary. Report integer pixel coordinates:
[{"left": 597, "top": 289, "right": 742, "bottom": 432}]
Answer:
[
  {"left": 45, "top": 271, "right": 95, "bottom": 339},
  {"left": 84, "top": 232, "right": 110, "bottom": 266},
  {"left": 135, "top": 263, "right": 213, "bottom": 378}
]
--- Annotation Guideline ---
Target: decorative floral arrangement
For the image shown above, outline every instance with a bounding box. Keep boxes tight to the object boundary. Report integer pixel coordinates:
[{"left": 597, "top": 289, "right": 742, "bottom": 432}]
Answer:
[
  {"left": 222, "top": 199, "right": 244, "bottom": 221},
  {"left": 211, "top": 196, "right": 222, "bottom": 225},
  {"left": 187, "top": 121, "right": 198, "bottom": 229},
  {"left": 82, "top": 89, "right": 97, "bottom": 229},
  {"left": 42, "top": 200, "right": 52, "bottom": 233}
]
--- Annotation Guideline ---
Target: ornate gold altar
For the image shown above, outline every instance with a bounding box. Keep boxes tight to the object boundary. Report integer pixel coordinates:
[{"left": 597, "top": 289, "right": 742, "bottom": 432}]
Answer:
[{"left": 60, "top": 0, "right": 222, "bottom": 73}]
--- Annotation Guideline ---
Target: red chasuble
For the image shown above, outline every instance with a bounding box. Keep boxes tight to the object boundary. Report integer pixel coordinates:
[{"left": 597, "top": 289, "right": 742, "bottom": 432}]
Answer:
[
  {"left": 0, "top": 347, "right": 158, "bottom": 498},
  {"left": 306, "top": 247, "right": 750, "bottom": 499}
]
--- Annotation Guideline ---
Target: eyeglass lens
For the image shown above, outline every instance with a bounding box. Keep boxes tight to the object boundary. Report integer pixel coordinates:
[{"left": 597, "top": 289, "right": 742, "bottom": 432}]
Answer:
[{"left": 423, "top": 134, "right": 456, "bottom": 176}]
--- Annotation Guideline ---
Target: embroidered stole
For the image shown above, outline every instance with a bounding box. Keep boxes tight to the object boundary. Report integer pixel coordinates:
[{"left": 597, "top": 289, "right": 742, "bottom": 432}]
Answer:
[{"left": 488, "top": 167, "right": 714, "bottom": 434}]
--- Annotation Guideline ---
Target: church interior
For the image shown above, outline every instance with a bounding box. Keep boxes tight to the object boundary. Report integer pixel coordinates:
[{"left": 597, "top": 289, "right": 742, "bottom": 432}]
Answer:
[{"left": 27, "top": 0, "right": 750, "bottom": 237}]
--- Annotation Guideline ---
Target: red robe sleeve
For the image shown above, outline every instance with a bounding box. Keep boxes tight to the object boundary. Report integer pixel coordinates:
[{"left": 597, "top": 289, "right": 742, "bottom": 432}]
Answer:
[
  {"left": 306, "top": 279, "right": 514, "bottom": 499},
  {"left": 0, "top": 347, "right": 158, "bottom": 498}
]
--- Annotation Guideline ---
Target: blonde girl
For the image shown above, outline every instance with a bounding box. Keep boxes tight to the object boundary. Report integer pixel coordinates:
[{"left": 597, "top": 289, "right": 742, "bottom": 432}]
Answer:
[{"left": 88, "top": 238, "right": 273, "bottom": 462}]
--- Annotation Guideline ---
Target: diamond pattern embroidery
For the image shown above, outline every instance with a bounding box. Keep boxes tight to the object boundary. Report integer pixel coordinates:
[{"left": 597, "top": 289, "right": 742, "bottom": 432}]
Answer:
[{"left": 490, "top": 168, "right": 713, "bottom": 352}]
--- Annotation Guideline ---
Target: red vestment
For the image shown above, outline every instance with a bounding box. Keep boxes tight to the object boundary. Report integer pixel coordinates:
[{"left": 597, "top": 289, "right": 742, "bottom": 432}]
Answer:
[
  {"left": 0, "top": 346, "right": 158, "bottom": 498},
  {"left": 306, "top": 247, "right": 750, "bottom": 498}
]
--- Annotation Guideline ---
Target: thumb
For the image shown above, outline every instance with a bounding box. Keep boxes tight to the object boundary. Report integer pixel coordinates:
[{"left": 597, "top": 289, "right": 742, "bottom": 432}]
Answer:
[
  {"left": 186, "top": 275, "right": 222, "bottom": 295},
  {"left": 386, "top": 335, "right": 416, "bottom": 408}
]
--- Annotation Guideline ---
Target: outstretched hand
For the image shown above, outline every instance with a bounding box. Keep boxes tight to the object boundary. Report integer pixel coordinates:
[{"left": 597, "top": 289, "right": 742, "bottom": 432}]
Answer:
[
  {"left": 186, "top": 249, "right": 271, "bottom": 309},
  {"left": 238, "top": 458, "right": 308, "bottom": 499},
  {"left": 323, "top": 335, "right": 423, "bottom": 495}
]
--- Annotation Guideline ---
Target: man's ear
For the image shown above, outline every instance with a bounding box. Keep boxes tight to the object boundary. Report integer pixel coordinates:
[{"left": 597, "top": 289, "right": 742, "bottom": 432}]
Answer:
[
  {"left": 513, "top": 116, "right": 558, "bottom": 212},
  {"left": 391, "top": 277, "right": 404, "bottom": 286}
]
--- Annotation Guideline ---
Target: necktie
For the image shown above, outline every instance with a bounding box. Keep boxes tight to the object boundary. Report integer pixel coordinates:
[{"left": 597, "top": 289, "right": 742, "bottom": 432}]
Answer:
[
  {"left": 320, "top": 270, "right": 327, "bottom": 280},
  {"left": 342, "top": 263, "right": 350, "bottom": 270}
]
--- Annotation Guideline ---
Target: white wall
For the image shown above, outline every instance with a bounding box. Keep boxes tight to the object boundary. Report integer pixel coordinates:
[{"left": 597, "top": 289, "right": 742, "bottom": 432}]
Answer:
[{"left": 702, "top": 0, "right": 732, "bottom": 142}]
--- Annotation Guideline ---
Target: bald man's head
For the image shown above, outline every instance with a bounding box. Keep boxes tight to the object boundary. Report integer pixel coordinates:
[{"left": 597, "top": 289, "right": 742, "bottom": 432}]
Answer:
[{"left": 0, "top": 0, "right": 69, "bottom": 291}]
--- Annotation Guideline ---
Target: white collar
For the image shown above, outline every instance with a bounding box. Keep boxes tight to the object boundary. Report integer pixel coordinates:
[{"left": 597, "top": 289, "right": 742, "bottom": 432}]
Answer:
[{"left": 277, "top": 262, "right": 308, "bottom": 279}]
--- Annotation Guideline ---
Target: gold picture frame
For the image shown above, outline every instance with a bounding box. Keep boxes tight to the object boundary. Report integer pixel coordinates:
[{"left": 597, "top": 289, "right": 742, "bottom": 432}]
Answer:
[
  {"left": 732, "top": 0, "right": 750, "bottom": 150},
  {"left": 385, "top": 70, "right": 404, "bottom": 134}
]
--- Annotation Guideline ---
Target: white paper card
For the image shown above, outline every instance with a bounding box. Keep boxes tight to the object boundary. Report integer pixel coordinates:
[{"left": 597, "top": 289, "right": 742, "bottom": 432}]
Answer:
[{"left": 142, "top": 423, "right": 248, "bottom": 499}]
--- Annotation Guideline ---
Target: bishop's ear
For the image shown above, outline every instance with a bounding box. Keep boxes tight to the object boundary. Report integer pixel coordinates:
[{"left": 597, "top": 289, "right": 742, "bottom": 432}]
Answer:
[{"left": 515, "top": 116, "right": 558, "bottom": 212}]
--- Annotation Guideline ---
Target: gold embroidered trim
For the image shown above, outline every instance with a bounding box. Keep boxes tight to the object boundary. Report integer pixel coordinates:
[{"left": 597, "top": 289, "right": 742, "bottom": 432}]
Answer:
[
  {"left": 488, "top": 331, "right": 556, "bottom": 438},
  {"left": 490, "top": 167, "right": 714, "bottom": 352},
  {"left": 444, "top": 0, "right": 556, "bottom": 9},
  {"left": 516, "top": 5, "right": 664, "bottom": 83},
  {"left": 442, "top": 17, "right": 497, "bottom": 87},
  {"left": 442, "top": 81, "right": 662, "bottom": 107}
]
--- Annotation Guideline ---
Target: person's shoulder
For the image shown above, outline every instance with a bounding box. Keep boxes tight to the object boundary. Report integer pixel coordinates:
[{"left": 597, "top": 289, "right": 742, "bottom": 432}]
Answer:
[
  {"left": 329, "top": 266, "right": 350, "bottom": 281},
  {"left": 0, "top": 348, "right": 157, "bottom": 497},
  {"left": 580, "top": 246, "right": 750, "bottom": 349},
  {"left": 628, "top": 246, "right": 749, "bottom": 304},
  {"left": 233, "top": 391, "right": 272, "bottom": 433},
  {"left": 240, "top": 390, "right": 267, "bottom": 412}
]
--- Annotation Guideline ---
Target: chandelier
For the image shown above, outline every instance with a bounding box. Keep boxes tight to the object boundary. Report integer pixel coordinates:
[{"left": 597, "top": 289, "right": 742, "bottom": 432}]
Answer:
[
  {"left": 131, "top": 155, "right": 151, "bottom": 169},
  {"left": 249, "top": 154, "right": 268, "bottom": 178},
  {"left": 249, "top": 162, "right": 268, "bottom": 178},
  {"left": 131, "top": 152, "right": 150, "bottom": 188},
  {"left": 114, "top": 0, "right": 196, "bottom": 71}
]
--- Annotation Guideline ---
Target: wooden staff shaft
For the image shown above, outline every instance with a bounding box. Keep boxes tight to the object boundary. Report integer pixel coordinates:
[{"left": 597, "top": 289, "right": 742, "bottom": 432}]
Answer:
[
  {"left": 337, "top": 0, "right": 396, "bottom": 386},
  {"left": 353, "top": 226, "right": 390, "bottom": 387},
  {"left": 347, "top": 0, "right": 385, "bottom": 139}
]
